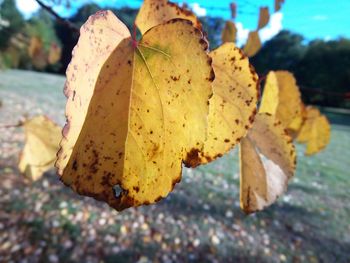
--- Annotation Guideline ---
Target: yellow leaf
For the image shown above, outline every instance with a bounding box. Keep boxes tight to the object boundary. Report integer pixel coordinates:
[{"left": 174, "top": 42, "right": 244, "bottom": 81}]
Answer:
[
  {"left": 196, "top": 43, "right": 258, "bottom": 165},
  {"left": 257, "top": 7, "right": 270, "bottom": 30},
  {"left": 243, "top": 31, "right": 261, "bottom": 57},
  {"left": 240, "top": 113, "right": 296, "bottom": 214},
  {"left": 221, "top": 21, "right": 237, "bottom": 43},
  {"left": 19, "top": 116, "right": 61, "bottom": 181},
  {"left": 56, "top": 11, "right": 214, "bottom": 211},
  {"left": 48, "top": 43, "right": 62, "bottom": 65},
  {"left": 136, "top": 0, "right": 202, "bottom": 34},
  {"left": 260, "top": 71, "right": 303, "bottom": 129},
  {"left": 296, "top": 106, "right": 330, "bottom": 155}
]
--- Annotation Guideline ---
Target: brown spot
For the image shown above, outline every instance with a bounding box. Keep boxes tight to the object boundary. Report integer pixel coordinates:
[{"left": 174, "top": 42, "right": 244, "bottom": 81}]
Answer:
[
  {"left": 184, "top": 148, "right": 201, "bottom": 168},
  {"left": 224, "top": 139, "right": 230, "bottom": 143}
]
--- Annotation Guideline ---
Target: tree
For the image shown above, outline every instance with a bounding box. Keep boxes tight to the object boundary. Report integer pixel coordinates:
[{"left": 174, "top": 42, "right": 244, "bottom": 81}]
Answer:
[{"left": 0, "top": 0, "right": 24, "bottom": 49}]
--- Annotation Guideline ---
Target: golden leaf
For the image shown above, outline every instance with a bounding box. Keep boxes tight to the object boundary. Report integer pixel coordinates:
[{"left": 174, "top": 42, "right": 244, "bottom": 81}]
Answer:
[
  {"left": 56, "top": 11, "right": 214, "bottom": 211},
  {"left": 257, "top": 7, "right": 270, "bottom": 30},
  {"left": 221, "top": 21, "right": 237, "bottom": 44},
  {"left": 196, "top": 43, "right": 258, "bottom": 165},
  {"left": 136, "top": 0, "right": 202, "bottom": 34},
  {"left": 243, "top": 31, "right": 261, "bottom": 57},
  {"left": 260, "top": 71, "right": 303, "bottom": 130},
  {"left": 19, "top": 116, "right": 61, "bottom": 181},
  {"left": 240, "top": 113, "right": 296, "bottom": 214},
  {"left": 296, "top": 106, "right": 331, "bottom": 155}
]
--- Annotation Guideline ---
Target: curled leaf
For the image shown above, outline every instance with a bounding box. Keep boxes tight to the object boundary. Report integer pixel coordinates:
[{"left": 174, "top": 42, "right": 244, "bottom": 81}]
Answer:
[
  {"left": 19, "top": 116, "right": 61, "bottom": 181},
  {"left": 240, "top": 113, "right": 296, "bottom": 214},
  {"left": 57, "top": 11, "right": 214, "bottom": 211},
  {"left": 257, "top": 7, "right": 270, "bottom": 30},
  {"left": 136, "top": 0, "right": 202, "bottom": 34},
  {"left": 243, "top": 31, "right": 261, "bottom": 57},
  {"left": 221, "top": 21, "right": 237, "bottom": 44}
]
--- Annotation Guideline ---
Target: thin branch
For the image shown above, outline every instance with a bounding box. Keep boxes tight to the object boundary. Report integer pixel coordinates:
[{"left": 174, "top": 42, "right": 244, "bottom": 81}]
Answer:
[
  {"left": 0, "top": 121, "right": 24, "bottom": 129},
  {"left": 34, "top": 0, "right": 80, "bottom": 34}
]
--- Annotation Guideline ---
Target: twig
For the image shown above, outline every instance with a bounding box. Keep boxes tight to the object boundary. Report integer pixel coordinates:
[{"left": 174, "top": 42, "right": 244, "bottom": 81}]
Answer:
[
  {"left": 34, "top": 0, "right": 80, "bottom": 34},
  {"left": 0, "top": 121, "right": 24, "bottom": 129}
]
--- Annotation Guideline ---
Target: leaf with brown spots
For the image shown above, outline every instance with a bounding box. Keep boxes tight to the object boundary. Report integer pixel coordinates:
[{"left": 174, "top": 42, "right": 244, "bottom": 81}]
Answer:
[
  {"left": 239, "top": 113, "right": 296, "bottom": 214},
  {"left": 243, "top": 31, "right": 261, "bottom": 57},
  {"left": 257, "top": 7, "right": 270, "bottom": 30},
  {"left": 196, "top": 43, "right": 258, "bottom": 165},
  {"left": 221, "top": 21, "right": 237, "bottom": 44},
  {"left": 56, "top": 11, "right": 213, "bottom": 211},
  {"left": 19, "top": 116, "right": 61, "bottom": 181},
  {"left": 260, "top": 71, "right": 303, "bottom": 131},
  {"left": 296, "top": 106, "right": 331, "bottom": 155},
  {"left": 136, "top": 0, "right": 202, "bottom": 34}
]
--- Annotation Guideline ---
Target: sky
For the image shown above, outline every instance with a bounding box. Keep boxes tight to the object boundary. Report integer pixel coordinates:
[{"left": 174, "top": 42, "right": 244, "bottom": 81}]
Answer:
[{"left": 15, "top": 0, "right": 350, "bottom": 45}]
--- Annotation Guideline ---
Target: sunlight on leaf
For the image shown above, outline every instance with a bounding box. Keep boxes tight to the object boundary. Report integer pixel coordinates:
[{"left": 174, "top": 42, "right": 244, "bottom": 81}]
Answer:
[
  {"left": 240, "top": 113, "right": 296, "bottom": 214},
  {"left": 57, "top": 11, "right": 214, "bottom": 211}
]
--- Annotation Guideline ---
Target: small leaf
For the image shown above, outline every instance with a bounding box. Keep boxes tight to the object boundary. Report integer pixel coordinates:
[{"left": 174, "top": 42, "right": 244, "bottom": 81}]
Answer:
[
  {"left": 221, "top": 21, "right": 237, "bottom": 44},
  {"left": 243, "top": 31, "right": 261, "bottom": 57},
  {"left": 274, "top": 0, "right": 285, "bottom": 12},
  {"left": 257, "top": 7, "right": 270, "bottom": 30},
  {"left": 19, "top": 116, "right": 61, "bottom": 181},
  {"left": 57, "top": 11, "right": 214, "bottom": 211},
  {"left": 296, "top": 106, "right": 331, "bottom": 155},
  {"left": 260, "top": 71, "right": 303, "bottom": 130},
  {"left": 239, "top": 113, "right": 296, "bottom": 214},
  {"left": 136, "top": 0, "right": 202, "bottom": 34},
  {"left": 230, "top": 2, "right": 237, "bottom": 19}
]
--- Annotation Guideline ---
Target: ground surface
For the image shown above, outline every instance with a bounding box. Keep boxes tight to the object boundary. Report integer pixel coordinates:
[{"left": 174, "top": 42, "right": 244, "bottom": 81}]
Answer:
[{"left": 0, "top": 70, "right": 349, "bottom": 263}]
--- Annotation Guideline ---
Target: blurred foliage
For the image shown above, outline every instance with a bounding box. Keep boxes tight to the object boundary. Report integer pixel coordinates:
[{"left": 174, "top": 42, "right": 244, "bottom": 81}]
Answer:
[
  {"left": 0, "top": 0, "right": 24, "bottom": 49},
  {"left": 0, "top": 1, "right": 349, "bottom": 108},
  {"left": 251, "top": 31, "right": 350, "bottom": 108}
]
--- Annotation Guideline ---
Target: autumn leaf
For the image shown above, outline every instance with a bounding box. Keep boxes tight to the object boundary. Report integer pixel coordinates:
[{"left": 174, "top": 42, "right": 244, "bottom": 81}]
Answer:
[
  {"left": 136, "top": 0, "right": 202, "bottom": 34},
  {"left": 19, "top": 115, "right": 61, "bottom": 181},
  {"left": 296, "top": 106, "right": 331, "bottom": 155},
  {"left": 195, "top": 43, "right": 258, "bottom": 165},
  {"left": 56, "top": 11, "right": 214, "bottom": 211},
  {"left": 260, "top": 71, "right": 303, "bottom": 131},
  {"left": 243, "top": 31, "right": 261, "bottom": 57},
  {"left": 257, "top": 7, "right": 270, "bottom": 30},
  {"left": 48, "top": 43, "right": 62, "bottom": 65},
  {"left": 275, "top": 0, "right": 285, "bottom": 12},
  {"left": 240, "top": 113, "right": 296, "bottom": 214},
  {"left": 221, "top": 21, "right": 237, "bottom": 44}
]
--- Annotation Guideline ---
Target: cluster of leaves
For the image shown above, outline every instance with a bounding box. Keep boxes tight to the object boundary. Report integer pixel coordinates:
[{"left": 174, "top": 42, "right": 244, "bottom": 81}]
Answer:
[
  {"left": 222, "top": 0, "right": 285, "bottom": 57},
  {"left": 18, "top": 0, "right": 330, "bottom": 215}
]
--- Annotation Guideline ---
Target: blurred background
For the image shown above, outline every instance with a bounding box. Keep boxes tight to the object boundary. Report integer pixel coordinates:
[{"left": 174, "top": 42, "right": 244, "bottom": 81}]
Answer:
[{"left": 0, "top": 0, "right": 349, "bottom": 262}]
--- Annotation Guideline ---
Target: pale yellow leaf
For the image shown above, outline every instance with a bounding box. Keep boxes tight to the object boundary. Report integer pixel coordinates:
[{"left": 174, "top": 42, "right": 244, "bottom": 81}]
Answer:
[
  {"left": 240, "top": 113, "right": 296, "bottom": 213},
  {"left": 19, "top": 116, "right": 61, "bottom": 181}
]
